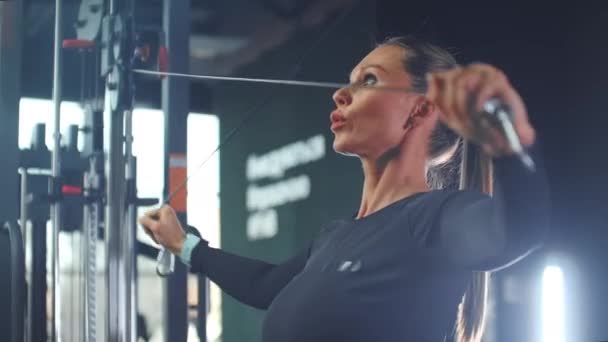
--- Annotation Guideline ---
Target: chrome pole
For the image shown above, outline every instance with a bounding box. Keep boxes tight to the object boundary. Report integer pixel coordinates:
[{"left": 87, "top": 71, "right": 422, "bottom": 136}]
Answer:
[
  {"left": 83, "top": 155, "right": 101, "bottom": 342},
  {"left": 19, "top": 168, "right": 31, "bottom": 342},
  {"left": 105, "top": 103, "right": 126, "bottom": 342},
  {"left": 124, "top": 109, "right": 137, "bottom": 342},
  {"left": 51, "top": 0, "right": 64, "bottom": 340}
]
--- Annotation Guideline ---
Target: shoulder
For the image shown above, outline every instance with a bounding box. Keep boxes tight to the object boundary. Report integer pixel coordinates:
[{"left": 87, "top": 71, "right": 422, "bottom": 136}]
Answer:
[
  {"left": 407, "top": 189, "right": 490, "bottom": 241},
  {"left": 407, "top": 189, "right": 489, "bottom": 216}
]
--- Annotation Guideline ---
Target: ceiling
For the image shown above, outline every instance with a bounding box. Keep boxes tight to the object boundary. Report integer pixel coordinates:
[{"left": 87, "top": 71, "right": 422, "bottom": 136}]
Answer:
[{"left": 23, "top": 0, "right": 355, "bottom": 77}]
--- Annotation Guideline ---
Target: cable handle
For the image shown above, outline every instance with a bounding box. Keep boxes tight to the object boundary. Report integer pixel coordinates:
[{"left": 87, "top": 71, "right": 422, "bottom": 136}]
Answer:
[
  {"left": 471, "top": 98, "right": 535, "bottom": 171},
  {"left": 156, "top": 248, "right": 174, "bottom": 277}
]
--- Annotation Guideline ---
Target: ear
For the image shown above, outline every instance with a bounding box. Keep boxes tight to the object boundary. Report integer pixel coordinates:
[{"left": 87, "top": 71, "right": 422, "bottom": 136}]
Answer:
[{"left": 404, "top": 97, "right": 438, "bottom": 131}]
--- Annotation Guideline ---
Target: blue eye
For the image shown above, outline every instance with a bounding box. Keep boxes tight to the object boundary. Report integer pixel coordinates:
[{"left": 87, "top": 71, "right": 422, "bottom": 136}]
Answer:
[{"left": 362, "top": 73, "right": 377, "bottom": 86}]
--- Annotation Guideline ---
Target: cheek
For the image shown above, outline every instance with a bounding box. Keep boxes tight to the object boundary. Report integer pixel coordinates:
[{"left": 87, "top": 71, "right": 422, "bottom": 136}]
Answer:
[
  {"left": 356, "top": 95, "right": 408, "bottom": 135},
  {"left": 333, "top": 97, "right": 408, "bottom": 154}
]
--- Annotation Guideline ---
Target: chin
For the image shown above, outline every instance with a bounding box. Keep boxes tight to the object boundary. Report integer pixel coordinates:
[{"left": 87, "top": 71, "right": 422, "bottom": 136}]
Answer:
[{"left": 332, "top": 137, "right": 359, "bottom": 157}]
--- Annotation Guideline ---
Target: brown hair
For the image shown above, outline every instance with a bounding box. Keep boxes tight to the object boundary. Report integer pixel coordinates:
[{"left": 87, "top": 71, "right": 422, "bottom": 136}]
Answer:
[
  {"left": 380, "top": 36, "right": 490, "bottom": 342},
  {"left": 381, "top": 36, "right": 462, "bottom": 190}
]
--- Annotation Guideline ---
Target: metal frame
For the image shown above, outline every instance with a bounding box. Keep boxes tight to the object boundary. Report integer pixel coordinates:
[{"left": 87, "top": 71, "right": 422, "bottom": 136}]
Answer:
[
  {"left": 104, "top": 73, "right": 127, "bottom": 342},
  {"left": 83, "top": 150, "right": 103, "bottom": 342},
  {"left": 104, "top": 1, "right": 137, "bottom": 341},
  {"left": 20, "top": 125, "right": 52, "bottom": 342},
  {"left": 162, "top": 0, "right": 193, "bottom": 340},
  {"left": 124, "top": 109, "right": 138, "bottom": 342},
  {"left": 50, "top": 1, "right": 64, "bottom": 339},
  {"left": 5, "top": 221, "right": 25, "bottom": 342},
  {"left": 39, "top": 0, "right": 202, "bottom": 341}
]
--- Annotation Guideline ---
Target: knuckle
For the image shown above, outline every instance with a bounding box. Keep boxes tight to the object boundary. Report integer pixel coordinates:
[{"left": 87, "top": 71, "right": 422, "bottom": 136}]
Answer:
[
  {"left": 427, "top": 87, "right": 437, "bottom": 99},
  {"left": 448, "top": 66, "right": 463, "bottom": 77},
  {"left": 468, "top": 62, "right": 486, "bottom": 70},
  {"left": 150, "top": 221, "right": 160, "bottom": 232},
  {"left": 455, "top": 73, "right": 469, "bottom": 87},
  {"left": 494, "top": 70, "right": 508, "bottom": 82}
]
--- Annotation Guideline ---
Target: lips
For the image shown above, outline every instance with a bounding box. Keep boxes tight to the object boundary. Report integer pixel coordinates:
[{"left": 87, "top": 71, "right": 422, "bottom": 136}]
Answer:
[{"left": 330, "top": 110, "right": 347, "bottom": 131}]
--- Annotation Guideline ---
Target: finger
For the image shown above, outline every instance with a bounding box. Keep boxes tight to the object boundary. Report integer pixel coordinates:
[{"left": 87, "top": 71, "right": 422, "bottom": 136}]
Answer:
[
  {"left": 442, "top": 68, "right": 463, "bottom": 120},
  {"left": 474, "top": 69, "right": 508, "bottom": 111},
  {"left": 148, "top": 230, "right": 159, "bottom": 244},
  {"left": 499, "top": 88, "right": 535, "bottom": 146},
  {"left": 452, "top": 69, "right": 481, "bottom": 123},
  {"left": 144, "top": 208, "right": 161, "bottom": 220},
  {"left": 459, "top": 72, "right": 484, "bottom": 115},
  {"left": 428, "top": 72, "right": 451, "bottom": 111},
  {"left": 475, "top": 81, "right": 504, "bottom": 112},
  {"left": 139, "top": 215, "right": 159, "bottom": 232},
  {"left": 426, "top": 73, "right": 440, "bottom": 103},
  {"left": 516, "top": 119, "right": 536, "bottom": 146},
  {"left": 439, "top": 70, "right": 467, "bottom": 128},
  {"left": 467, "top": 63, "right": 494, "bottom": 93},
  {"left": 152, "top": 232, "right": 163, "bottom": 246},
  {"left": 487, "top": 125, "right": 510, "bottom": 154},
  {"left": 140, "top": 224, "right": 159, "bottom": 244},
  {"left": 429, "top": 72, "right": 465, "bottom": 133},
  {"left": 468, "top": 64, "right": 535, "bottom": 147},
  {"left": 160, "top": 204, "right": 175, "bottom": 216},
  {"left": 468, "top": 63, "right": 497, "bottom": 77}
]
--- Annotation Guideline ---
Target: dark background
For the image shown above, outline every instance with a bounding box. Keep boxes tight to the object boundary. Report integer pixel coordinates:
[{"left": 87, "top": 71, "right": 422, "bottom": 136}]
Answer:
[{"left": 15, "top": 1, "right": 608, "bottom": 341}]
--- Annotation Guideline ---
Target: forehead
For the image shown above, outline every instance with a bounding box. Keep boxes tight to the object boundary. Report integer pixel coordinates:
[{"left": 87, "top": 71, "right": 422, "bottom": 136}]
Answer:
[{"left": 352, "top": 45, "right": 407, "bottom": 76}]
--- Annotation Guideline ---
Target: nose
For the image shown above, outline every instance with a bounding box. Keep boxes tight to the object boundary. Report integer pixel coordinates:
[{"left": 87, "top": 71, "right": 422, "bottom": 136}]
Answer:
[{"left": 332, "top": 86, "right": 352, "bottom": 108}]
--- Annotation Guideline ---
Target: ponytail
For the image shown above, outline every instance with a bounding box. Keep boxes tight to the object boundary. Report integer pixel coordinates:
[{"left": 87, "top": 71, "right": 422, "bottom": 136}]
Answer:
[
  {"left": 380, "top": 35, "right": 492, "bottom": 341},
  {"left": 455, "top": 140, "right": 493, "bottom": 342}
]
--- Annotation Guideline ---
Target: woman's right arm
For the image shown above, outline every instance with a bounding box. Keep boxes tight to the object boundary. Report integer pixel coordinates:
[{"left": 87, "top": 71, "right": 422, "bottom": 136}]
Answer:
[
  {"left": 189, "top": 239, "right": 309, "bottom": 310},
  {"left": 139, "top": 206, "right": 309, "bottom": 310}
]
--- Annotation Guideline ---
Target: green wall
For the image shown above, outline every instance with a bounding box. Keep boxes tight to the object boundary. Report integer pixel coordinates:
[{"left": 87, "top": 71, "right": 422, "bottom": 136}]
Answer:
[{"left": 213, "top": 2, "right": 375, "bottom": 341}]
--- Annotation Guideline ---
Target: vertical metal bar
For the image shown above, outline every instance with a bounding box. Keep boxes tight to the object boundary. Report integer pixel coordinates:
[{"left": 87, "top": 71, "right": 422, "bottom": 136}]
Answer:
[
  {"left": 105, "top": 104, "right": 125, "bottom": 342},
  {"left": 51, "top": 0, "right": 64, "bottom": 340},
  {"left": 89, "top": 204, "right": 100, "bottom": 342},
  {"left": 105, "top": 0, "right": 137, "bottom": 339},
  {"left": 124, "top": 109, "right": 137, "bottom": 342},
  {"left": 82, "top": 201, "right": 89, "bottom": 342},
  {"left": 19, "top": 169, "right": 28, "bottom": 244},
  {"left": 30, "top": 219, "right": 48, "bottom": 342},
  {"left": 109, "top": 0, "right": 117, "bottom": 15},
  {"left": 163, "top": 0, "right": 192, "bottom": 340},
  {"left": 83, "top": 155, "right": 100, "bottom": 342},
  {"left": 123, "top": 8, "right": 137, "bottom": 340},
  {"left": 197, "top": 277, "right": 208, "bottom": 341},
  {"left": 19, "top": 168, "right": 30, "bottom": 342},
  {"left": 19, "top": 167, "right": 32, "bottom": 341},
  {"left": 25, "top": 128, "right": 50, "bottom": 342},
  {"left": 6, "top": 221, "right": 26, "bottom": 342}
]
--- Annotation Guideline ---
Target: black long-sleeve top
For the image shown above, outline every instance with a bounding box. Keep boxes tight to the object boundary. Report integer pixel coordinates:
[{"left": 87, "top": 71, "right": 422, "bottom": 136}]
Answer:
[{"left": 190, "top": 147, "right": 549, "bottom": 342}]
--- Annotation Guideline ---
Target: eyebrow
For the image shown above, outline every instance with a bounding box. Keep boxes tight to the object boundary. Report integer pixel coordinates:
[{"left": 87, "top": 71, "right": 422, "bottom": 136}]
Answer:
[{"left": 349, "top": 64, "right": 388, "bottom": 82}]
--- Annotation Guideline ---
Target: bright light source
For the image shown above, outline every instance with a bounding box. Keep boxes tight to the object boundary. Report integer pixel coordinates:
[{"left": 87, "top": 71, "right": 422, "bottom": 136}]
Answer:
[
  {"left": 542, "top": 265, "right": 565, "bottom": 342},
  {"left": 19, "top": 97, "right": 84, "bottom": 150}
]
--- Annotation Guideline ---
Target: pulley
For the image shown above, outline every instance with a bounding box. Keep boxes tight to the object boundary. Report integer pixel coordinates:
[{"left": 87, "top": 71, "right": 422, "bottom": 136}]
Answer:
[{"left": 76, "top": 0, "right": 104, "bottom": 41}]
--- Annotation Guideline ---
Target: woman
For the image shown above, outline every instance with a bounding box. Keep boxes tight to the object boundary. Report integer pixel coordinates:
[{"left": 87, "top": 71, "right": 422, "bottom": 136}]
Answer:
[{"left": 140, "top": 36, "right": 549, "bottom": 341}]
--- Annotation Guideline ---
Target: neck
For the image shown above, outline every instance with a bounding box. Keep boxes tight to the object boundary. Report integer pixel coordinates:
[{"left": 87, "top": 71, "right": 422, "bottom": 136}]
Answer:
[{"left": 356, "top": 145, "right": 430, "bottom": 219}]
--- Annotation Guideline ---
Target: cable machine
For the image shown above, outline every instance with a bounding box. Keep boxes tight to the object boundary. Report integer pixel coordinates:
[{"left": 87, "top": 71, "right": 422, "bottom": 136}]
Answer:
[{"left": 12, "top": 0, "right": 194, "bottom": 340}]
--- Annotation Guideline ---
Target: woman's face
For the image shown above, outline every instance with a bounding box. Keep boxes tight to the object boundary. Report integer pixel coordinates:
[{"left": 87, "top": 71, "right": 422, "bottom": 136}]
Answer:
[{"left": 331, "top": 45, "right": 421, "bottom": 159}]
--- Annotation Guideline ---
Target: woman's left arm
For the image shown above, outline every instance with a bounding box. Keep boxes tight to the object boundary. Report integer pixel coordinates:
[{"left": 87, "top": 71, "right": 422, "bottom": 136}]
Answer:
[
  {"left": 427, "top": 63, "right": 550, "bottom": 270},
  {"left": 436, "top": 145, "right": 550, "bottom": 270}
]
